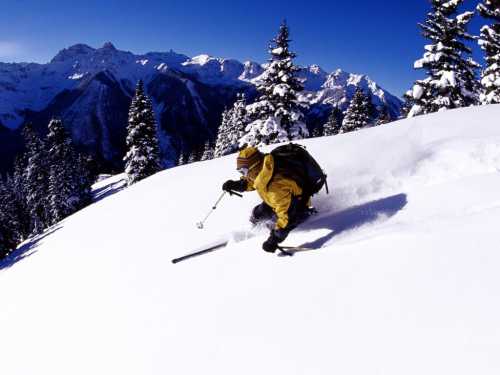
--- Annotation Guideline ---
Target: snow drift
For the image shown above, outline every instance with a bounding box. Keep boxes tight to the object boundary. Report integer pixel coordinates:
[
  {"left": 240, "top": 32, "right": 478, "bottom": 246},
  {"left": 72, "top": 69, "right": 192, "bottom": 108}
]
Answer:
[{"left": 1, "top": 105, "right": 500, "bottom": 375}]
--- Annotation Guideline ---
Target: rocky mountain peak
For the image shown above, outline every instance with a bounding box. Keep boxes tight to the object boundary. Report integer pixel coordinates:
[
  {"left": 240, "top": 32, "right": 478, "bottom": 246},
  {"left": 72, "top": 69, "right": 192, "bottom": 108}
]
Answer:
[
  {"left": 51, "top": 44, "right": 95, "bottom": 63},
  {"left": 100, "top": 42, "right": 117, "bottom": 51}
]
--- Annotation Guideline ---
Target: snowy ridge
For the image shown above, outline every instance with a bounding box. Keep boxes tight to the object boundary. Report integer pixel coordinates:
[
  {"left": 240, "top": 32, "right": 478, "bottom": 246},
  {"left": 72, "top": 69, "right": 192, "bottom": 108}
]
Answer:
[
  {"left": 1, "top": 105, "right": 500, "bottom": 374},
  {"left": 0, "top": 42, "right": 401, "bottom": 129},
  {"left": 0, "top": 43, "right": 190, "bottom": 129},
  {"left": 302, "top": 68, "right": 401, "bottom": 115}
]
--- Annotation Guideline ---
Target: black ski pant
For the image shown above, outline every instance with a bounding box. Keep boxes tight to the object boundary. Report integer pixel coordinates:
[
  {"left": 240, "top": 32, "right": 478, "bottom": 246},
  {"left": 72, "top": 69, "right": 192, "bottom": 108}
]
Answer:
[{"left": 250, "top": 196, "right": 310, "bottom": 239}]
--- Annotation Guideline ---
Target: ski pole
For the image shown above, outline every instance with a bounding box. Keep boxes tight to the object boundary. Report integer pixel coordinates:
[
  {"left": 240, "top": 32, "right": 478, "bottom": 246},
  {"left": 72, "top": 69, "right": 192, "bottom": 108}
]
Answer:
[
  {"left": 196, "top": 191, "right": 226, "bottom": 229},
  {"left": 195, "top": 190, "right": 242, "bottom": 229}
]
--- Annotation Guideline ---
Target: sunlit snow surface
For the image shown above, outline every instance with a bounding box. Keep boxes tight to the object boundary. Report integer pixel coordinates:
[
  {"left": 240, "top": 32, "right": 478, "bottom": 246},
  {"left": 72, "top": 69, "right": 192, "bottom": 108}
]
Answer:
[{"left": 2, "top": 105, "right": 500, "bottom": 374}]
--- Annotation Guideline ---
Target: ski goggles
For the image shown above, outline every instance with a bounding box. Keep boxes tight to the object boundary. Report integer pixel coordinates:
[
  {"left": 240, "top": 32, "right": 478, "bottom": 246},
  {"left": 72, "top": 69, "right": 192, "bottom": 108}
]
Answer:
[{"left": 237, "top": 167, "right": 249, "bottom": 177}]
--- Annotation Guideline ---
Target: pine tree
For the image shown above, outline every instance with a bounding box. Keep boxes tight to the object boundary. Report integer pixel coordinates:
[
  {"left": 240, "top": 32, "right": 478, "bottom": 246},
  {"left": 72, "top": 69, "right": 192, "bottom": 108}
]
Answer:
[
  {"left": 177, "top": 152, "right": 186, "bottom": 166},
  {"left": 200, "top": 141, "right": 215, "bottom": 161},
  {"left": 232, "top": 93, "right": 249, "bottom": 134},
  {"left": 187, "top": 150, "right": 199, "bottom": 164},
  {"left": 323, "top": 107, "right": 343, "bottom": 136},
  {"left": 399, "top": 99, "right": 412, "bottom": 119},
  {"left": 240, "top": 21, "right": 308, "bottom": 146},
  {"left": 341, "top": 88, "right": 372, "bottom": 133},
  {"left": 1, "top": 173, "right": 28, "bottom": 243},
  {"left": 11, "top": 156, "right": 31, "bottom": 239},
  {"left": 477, "top": 0, "right": 500, "bottom": 104},
  {"left": 0, "top": 223, "right": 13, "bottom": 260},
  {"left": 311, "top": 126, "right": 323, "bottom": 138},
  {"left": 75, "top": 153, "right": 94, "bottom": 208},
  {"left": 22, "top": 124, "right": 50, "bottom": 234},
  {"left": 214, "top": 107, "right": 234, "bottom": 157},
  {"left": 376, "top": 106, "right": 392, "bottom": 125},
  {"left": 46, "top": 118, "right": 87, "bottom": 224},
  {"left": 0, "top": 178, "right": 19, "bottom": 258},
  {"left": 124, "top": 80, "right": 161, "bottom": 185},
  {"left": 0, "top": 205, "right": 15, "bottom": 259},
  {"left": 405, "top": 0, "right": 480, "bottom": 117},
  {"left": 214, "top": 93, "right": 248, "bottom": 157}
]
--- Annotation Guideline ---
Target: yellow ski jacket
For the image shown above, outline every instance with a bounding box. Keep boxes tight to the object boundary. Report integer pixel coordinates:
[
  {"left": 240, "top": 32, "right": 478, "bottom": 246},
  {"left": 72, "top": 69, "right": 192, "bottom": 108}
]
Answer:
[{"left": 243, "top": 154, "right": 303, "bottom": 230}]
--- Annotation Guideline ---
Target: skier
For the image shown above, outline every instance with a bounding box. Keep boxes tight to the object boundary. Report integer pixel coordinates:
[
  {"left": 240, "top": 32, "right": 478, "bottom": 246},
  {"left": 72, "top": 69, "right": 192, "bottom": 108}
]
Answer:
[{"left": 222, "top": 146, "right": 319, "bottom": 253}]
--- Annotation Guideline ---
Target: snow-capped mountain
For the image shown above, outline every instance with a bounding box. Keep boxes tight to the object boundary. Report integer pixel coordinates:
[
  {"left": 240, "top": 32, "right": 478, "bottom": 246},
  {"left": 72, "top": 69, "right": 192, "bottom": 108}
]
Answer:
[
  {"left": 0, "top": 42, "right": 402, "bottom": 173},
  {"left": 2, "top": 105, "right": 500, "bottom": 375},
  {"left": 302, "top": 68, "right": 402, "bottom": 116}
]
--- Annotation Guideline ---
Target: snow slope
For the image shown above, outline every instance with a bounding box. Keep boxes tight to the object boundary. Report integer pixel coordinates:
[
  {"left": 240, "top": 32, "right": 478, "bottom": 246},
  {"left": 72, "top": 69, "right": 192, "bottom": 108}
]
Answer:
[{"left": 2, "top": 105, "right": 500, "bottom": 374}]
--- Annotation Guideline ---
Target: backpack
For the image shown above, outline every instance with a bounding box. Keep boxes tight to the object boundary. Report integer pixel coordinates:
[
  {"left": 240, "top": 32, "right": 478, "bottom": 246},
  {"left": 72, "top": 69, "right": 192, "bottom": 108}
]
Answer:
[{"left": 270, "top": 143, "right": 329, "bottom": 197}]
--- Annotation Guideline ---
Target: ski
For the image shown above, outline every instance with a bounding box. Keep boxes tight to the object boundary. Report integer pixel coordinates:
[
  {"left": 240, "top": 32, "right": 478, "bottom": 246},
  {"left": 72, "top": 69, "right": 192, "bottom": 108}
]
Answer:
[
  {"left": 277, "top": 245, "right": 315, "bottom": 257},
  {"left": 172, "top": 241, "right": 228, "bottom": 264}
]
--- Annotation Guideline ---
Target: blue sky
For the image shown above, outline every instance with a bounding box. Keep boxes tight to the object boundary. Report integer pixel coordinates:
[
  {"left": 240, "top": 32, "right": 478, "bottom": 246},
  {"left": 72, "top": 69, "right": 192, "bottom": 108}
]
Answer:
[{"left": 0, "top": 0, "right": 485, "bottom": 96}]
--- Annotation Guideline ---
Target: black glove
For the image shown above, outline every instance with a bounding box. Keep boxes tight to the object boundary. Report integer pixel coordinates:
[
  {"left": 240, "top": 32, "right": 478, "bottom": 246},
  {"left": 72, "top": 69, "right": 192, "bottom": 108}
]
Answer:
[{"left": 222, "top": 179, "right": 247, "bottom": 193}]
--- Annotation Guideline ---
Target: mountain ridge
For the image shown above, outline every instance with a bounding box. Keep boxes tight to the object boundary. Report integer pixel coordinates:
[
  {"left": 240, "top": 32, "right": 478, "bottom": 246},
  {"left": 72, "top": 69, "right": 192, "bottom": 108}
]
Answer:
[{"left": 0, "top": 42, "right": 402, "bottom": 173}]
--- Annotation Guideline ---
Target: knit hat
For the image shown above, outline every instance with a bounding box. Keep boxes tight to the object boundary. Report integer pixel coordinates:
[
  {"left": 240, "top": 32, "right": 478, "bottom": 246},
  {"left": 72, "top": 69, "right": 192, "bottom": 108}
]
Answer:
[{"left": 237, "top": 147, "right": 264, "bottom": 171}]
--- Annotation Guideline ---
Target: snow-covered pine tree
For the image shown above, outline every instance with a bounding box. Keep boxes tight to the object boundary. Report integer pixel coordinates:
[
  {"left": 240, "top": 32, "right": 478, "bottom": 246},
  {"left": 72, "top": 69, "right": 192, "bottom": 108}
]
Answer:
[
  {"left": 46, "top": 118, "right": 85, "bottom": 225},
  {"left": 0, "top": 222, "right": 13, "bottom": 260},
  {"left": 477, "top": 0, "right": 500, "bottom": 104},
  {"left": 214, "top": 93, "right": 248, "bottom": 157},
  {"left": 214, "top": 107, "right": 234, "bottom": 157},
  {"left": 0, "top": 207, "right": 15, "bottom": 259},
  {"left": 187, "top": 150, "right": 198, "bottom": 164},
  {"left": 75, "top": 153, "right": 94, "bottom": 208},
  {"left": 341, "top": 88, "right": 372, "bottom": 133},
  {"left": 399, "top": 99, "right": 412, "bottom": 119},
  {"left": 405, "top": 0, "right": 480, "bottom": 117},
  {"left": 1, "top": 173, "right": 28, "bottom": 244},
  {"left": 22, "top": 124, "right": 50, "bottom": 234},
  {"left": 311, "top": 126, "right": 323, "bottom": 138},
  {"left": 0, "top": 178, "right": 19, "bottom": 258},
  {"left": 240, "top": 21, "right": 308, "bottom": 146},
  {"left": 11, "top": 156, "right": 31, "bottom": 239},
  {"left": 376, "top": 106, "right": 392, "bottom": 125},
  {"left": 200, "top": 141, "right": 215, "bottom": 161},
  {"left": 177, "top": 152, "right": 186, "bottom": 166},
  {"left": 323, "top": 107, "right": 343, "bottom": 136},
  {"left": 124, "top": 80, "right": 161, "bottom": 185},
  {"left": 0, "top": 232, "right": 11, "bottom": 260}
]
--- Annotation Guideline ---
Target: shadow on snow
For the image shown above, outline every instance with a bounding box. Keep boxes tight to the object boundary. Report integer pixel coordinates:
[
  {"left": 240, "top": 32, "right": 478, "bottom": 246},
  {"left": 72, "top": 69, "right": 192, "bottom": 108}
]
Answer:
[
  {"left": 1, "top": 177, "right": 126, "bottom": 271},
  {"left": 92, "top": 177, "right": 127, "bottom": 203},
  {"left": 0, "top": 226, "right": 62, "bottom": 271},
  {"left": 298, "top": 193, "right": 408, "bottom": 251}
]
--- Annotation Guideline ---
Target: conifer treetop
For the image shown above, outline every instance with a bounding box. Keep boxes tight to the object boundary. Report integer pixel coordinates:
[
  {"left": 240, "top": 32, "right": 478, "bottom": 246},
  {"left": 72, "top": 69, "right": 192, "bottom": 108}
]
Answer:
[
  {"left": 341, "top": 88, "right": 372, "bottom": 133},
  {"left": 241, "top": 21, "right": 308, "bottom": 146},
  {"left": 405, "top": 0, "right": 480, "bottom": 117},
  {"left": 269, "top": 20, "right": 296, "bottom": 60},
  {"left": 476, "top": 0, "right": 500, "bottom": 104},
  {"left": 124, "top": 80, "right": 161, "bottom": 185}
]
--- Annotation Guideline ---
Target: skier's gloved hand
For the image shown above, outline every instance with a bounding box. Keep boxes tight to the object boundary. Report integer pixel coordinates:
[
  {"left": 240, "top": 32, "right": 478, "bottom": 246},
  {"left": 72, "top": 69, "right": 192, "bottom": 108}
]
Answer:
[{"left": 222, "top": 179, "right": 247, "bottom": 193}]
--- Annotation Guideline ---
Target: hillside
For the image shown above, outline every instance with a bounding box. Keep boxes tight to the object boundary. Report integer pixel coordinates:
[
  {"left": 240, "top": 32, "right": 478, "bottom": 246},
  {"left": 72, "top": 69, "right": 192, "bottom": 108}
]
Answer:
[{"left": 1, "top": 105, "right": 500, "bottom": 374}]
